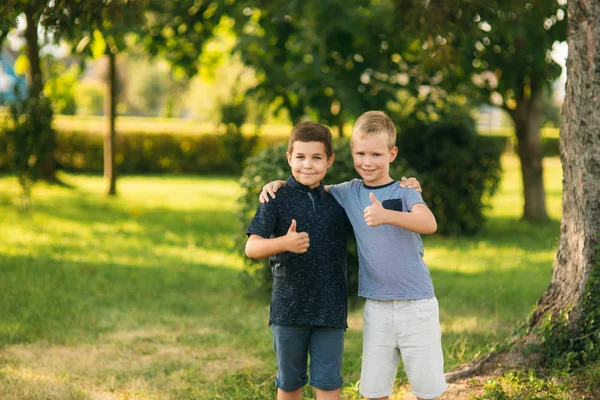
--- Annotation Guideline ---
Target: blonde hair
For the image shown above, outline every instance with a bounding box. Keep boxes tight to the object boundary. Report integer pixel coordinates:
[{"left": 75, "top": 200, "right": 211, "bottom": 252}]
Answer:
[{"left": 352, "top": 111, "right": 396, "bottom": 149}]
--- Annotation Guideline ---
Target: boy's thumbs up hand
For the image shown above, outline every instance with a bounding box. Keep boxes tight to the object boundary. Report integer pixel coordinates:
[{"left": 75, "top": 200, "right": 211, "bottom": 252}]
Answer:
[
  {"left": 369, "top": 192, "right": 380, "bottom": 205},
  {"left": 287, "top": 219, "right": 297, "bottom": 233},
  {"left": 285, "top": 219, "right": 310, "bottom": 253},
  {"left": 364, "top": 192, "right": 388, "bottom": 227}
]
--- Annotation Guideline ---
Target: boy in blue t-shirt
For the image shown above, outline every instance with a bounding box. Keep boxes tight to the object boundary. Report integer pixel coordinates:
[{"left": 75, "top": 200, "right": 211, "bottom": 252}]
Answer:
[{"left": 261, "top": 111, "right": 445, "bottom": 400}]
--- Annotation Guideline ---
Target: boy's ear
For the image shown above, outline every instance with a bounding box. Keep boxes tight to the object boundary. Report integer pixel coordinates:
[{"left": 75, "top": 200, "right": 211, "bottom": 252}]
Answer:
[
  {"left": 327, "top": 152, "right": 335, "bottom": 167},
  {"left": 389, "top": 146, "right": 398, "bottom": 162},
  {"left": 286, "top": 152, "right": 293, "bottom": 166}
]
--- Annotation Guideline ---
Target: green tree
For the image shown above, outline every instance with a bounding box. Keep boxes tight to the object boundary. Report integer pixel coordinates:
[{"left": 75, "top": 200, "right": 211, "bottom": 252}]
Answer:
[
  {"left": 394, "top": 0, "right": 566, "bottom": 220},
  {"left": 44, "top": 0, "right": 229, "bottom": 194},
  {"left": 231, "top": 0, "right": 406, "bottom": 136},
  {"left": 44, "top": 0, "right": 147, "bottom": 196},
  {"left": 3, "top": 96, "right": 55, "bottom": 211},
  {"left": 447, "top": 0, "right": 600, "bottom": 379},
  {"left": 234, "top": 1, "right": 565, "bottom": 221},
  {"left": 0, "top": 1, "right": 58, "bottom": 182}
]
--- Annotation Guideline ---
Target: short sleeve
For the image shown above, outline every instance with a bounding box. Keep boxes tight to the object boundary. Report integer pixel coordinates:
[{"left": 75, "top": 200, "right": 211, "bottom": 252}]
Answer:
[
  {"left": 246, "top": 200, "right": 278, "bottom": 238},
  {"left": 329, "top": 180, "right": 355, "bottom": 207},
  {"left": 404, "top": 188, "right": 427, "bottom": 212}
]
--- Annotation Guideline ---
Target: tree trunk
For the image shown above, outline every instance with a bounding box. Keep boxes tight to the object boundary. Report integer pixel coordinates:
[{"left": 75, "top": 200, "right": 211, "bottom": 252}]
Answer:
[
  {"left": 104, "top": 51, "right": 118, "bottom": 196},
  {"left": 25, "top": 8, "right": 57, "bottom": 183},
  {"left": 528, "top": 0, "right": 600, "bottom": 330},
  {"left": 510, "top": 86, "right": 548, "bottom": 220},
  {"left": 336, "top": 117, "right": 345, "bottom": 138},
  {"left": 24, "top": 10, "right": 42, "bottom": 98}
]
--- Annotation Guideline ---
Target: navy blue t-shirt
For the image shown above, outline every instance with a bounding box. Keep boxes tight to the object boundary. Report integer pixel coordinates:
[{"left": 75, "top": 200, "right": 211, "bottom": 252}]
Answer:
[{"left": 246, "top": 176, "right": 350, "bottom": 329}]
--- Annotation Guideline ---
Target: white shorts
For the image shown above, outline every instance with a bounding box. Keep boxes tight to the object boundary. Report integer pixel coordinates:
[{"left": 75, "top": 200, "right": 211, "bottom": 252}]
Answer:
[{"left": 360, "top": 298, "right": 447, "bottom": 399}]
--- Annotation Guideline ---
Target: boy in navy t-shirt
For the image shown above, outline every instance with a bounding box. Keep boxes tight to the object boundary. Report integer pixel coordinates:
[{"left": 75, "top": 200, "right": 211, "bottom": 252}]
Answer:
[{"left": 245, "top": 121, "right": 350, "bottom": 400}]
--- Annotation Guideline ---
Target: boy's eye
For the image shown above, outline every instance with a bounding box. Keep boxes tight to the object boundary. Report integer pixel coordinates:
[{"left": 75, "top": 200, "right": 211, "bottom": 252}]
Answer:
[
  {"left": 313, "top": 156, "right": 322, "bottom": 160},
  {"left": 296, "top": 156, "right": 304, "bottom": 159}
]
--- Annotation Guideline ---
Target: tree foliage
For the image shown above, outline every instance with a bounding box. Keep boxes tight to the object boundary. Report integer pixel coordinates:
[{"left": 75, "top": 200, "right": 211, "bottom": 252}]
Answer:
[
  {"left": 3, "top": 95, "right": 55, "bottom": 211},
  {"left": 231, "top": 0, "right": 416, "bottom": 132}
]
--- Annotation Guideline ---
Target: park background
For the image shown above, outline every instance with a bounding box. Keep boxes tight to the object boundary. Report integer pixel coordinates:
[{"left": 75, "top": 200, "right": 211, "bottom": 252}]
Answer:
[{"left": 0, "top": 1, "right": 599, "bottom": 399}]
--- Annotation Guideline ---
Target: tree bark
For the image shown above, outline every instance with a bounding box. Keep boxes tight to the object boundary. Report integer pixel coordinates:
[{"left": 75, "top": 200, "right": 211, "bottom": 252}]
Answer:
[
  {"left": 509, "top": 85, "right": 548, "bottom": 220},
  {"left": 25, "top": 8, "right": 57, "bottom": 183},
  {"left": 336, "top": 116, "right": 345, "bottom": 138},
  {"left": 104, "top": 51, "right": 118, "bottom": 196},
  {"left": 24, "top": 9, "right": 42, "bottom": 98},
  {"left": 528, "top": 0, "right": 600, "bottom": 330}
]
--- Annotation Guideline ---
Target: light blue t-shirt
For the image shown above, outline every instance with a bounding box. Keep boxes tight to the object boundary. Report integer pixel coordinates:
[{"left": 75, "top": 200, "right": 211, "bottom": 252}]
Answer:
[{"left": 330, "top": 179, "right": 435, "bottom": 300}]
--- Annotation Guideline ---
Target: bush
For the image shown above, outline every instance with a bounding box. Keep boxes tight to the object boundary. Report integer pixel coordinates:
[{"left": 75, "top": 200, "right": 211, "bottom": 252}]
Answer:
[
  {"left": 398, "top": 113, "right": 503, "bottom": 235},
  {"left": 236, "top": 138, "right": 415, "bottom": 303}
]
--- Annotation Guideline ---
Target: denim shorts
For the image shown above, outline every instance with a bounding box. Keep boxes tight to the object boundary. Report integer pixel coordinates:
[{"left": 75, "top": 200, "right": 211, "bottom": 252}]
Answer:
[
  {"left": 271, "top": 324, "right": 344, "bottom": 392},
  {"left": 360, "top": 298, "right": 447, "bottom": 399}
]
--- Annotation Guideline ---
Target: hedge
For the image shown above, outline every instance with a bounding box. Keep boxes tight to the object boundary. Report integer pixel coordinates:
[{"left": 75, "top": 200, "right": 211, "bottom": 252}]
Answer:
[
  {"left": 0, "top": 129, "right": 559, "bottom": 176},
  {"left": 0, "top": 129, "right": 286, "bottom": 175}
]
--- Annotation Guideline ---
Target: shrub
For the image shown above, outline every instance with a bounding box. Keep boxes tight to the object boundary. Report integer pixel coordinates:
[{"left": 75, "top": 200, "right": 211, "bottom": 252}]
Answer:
[
  {"left": 236, "top": 138, "right": 415, "bottom": 303},
  {"left": 397, "top": 113, "right": 503, "bottom": 235}
]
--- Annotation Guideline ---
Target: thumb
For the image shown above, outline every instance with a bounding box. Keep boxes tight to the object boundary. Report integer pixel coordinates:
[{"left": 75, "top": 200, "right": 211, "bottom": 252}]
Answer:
[
  {"left": 288, "top": 219, "right": 297, "bottom": 233},
  {"left": 369, "top": 192, "right": 380, "bottom": 205}
]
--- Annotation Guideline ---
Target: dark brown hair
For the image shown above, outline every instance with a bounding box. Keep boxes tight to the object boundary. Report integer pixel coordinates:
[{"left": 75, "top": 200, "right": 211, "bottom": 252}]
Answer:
[{"left": 288, "top": 121, "right": 334, "bottom": 157}]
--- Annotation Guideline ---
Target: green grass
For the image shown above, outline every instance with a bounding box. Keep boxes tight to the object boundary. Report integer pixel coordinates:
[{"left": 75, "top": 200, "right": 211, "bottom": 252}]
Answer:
[{"left": 0, "top": 154, "right": 595, "bottom": 399}]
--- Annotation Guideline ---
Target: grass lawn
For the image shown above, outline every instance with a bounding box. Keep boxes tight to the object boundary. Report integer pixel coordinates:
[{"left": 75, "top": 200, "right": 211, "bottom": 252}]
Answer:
[{"left": 0, "top": 154, "right": 591, "bottom": 399}]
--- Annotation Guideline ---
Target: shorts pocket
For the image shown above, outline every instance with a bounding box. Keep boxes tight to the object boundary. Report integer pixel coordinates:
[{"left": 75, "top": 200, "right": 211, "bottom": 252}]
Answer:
[{"left": 415, "top": 298, "right": 437, "bottom": 317}]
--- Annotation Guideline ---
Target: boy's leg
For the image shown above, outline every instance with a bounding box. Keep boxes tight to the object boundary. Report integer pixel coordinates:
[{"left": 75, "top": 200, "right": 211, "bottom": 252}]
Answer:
[
  {"left": 360, "top": 300, "right": 400, "bottom": 399},
  {"left": 277, "top": 388, "right": 301, "bottom": 400},
  {"left": 271, "top": 325, "right": 311, "bottom": 398},
  {"left": 307, "top": 326, "right": 345, "bottom": 400},
  {"left": 314, "top": 388, "right": 340, "bottom": 400},
  {"left": 396, "top": 298, "right": 447, "bottom": 400}
]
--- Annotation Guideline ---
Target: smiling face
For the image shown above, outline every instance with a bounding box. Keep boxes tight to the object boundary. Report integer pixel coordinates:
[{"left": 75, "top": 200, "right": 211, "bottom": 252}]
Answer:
[
  {"left": 286, "top": 141, "right": 335, "bottom": 188},
  {"left": 351, "top": 133, "right": 398, "bottom": 186}
]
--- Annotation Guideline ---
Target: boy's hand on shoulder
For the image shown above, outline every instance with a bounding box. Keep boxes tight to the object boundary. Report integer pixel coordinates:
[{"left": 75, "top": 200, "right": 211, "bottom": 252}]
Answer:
[
  {"left": 364, "top": 193, "right": 389, "bottom": 227},
  {"left": 259, "top": 180, "right": 286, "bottom": 203},
  {"left": 285, "top": 219, "right": 310, "bottom": 253},
  {"left": 399, "top": 176, "right": 422, "bottom": 193}
]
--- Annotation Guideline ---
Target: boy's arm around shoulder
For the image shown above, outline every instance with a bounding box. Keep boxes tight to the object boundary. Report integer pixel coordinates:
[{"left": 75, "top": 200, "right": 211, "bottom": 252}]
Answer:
[
  {"left": 364, "top": 192, "right": 437, "bottom": 234},
  {"left": 245, "top": 219, "right": 310, "bottom": 259},
  {"left": 259, "top": 179, "right": 349, "bottom": 203}
]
